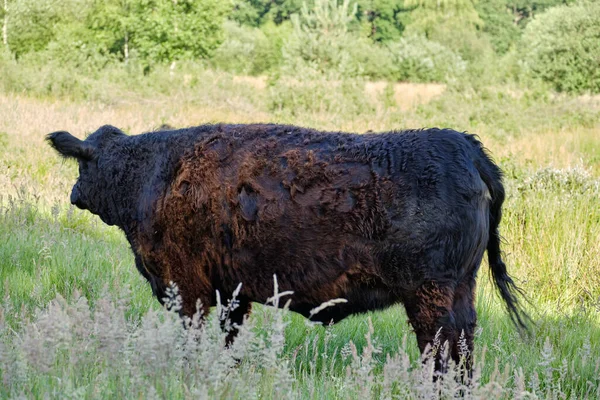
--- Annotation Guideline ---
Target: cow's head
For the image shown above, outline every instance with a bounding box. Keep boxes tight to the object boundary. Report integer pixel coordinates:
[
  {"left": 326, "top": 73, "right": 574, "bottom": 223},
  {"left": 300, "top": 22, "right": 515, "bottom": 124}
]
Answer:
[{"left": 46, "top": 125, "right": 126, "bottom": 225}]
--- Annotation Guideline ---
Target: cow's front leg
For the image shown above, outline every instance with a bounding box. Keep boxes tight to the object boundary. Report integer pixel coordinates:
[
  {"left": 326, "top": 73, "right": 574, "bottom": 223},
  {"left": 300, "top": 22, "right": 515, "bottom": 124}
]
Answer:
[
  {"left": 174, "top": 279, "right": 212, "bottom": 322},
  {"left": 134, "top": 254, "right": 168, "bottom": 305},
  {"left": 221, "top": 297, "right": 252, "bottom": 346}
]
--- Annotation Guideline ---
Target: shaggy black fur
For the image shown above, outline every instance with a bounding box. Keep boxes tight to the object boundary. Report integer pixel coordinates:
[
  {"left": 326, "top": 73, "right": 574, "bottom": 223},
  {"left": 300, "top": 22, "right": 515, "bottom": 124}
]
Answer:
[{"left": 47, "top": 123, "right": 528, "bottom": 373}]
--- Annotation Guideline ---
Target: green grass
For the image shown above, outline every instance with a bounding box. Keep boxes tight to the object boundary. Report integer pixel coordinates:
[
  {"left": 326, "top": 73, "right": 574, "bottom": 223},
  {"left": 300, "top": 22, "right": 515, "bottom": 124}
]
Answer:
[{"left": 1, "top": 70, "right": 599, "bottom": 398}]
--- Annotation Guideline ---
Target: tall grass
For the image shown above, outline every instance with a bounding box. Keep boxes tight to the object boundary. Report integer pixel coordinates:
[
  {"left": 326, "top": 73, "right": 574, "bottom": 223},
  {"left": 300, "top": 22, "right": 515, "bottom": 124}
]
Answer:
[
  {"left": 1, "top": 68, "right": 599, "bottom": 398},
  {"left": 1, "top": 278, "right": 598, "bottom": 398}
]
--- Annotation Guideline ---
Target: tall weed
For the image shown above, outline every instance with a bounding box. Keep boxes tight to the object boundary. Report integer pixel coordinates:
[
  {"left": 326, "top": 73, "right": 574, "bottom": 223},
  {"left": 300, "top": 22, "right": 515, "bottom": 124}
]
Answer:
[{"left": 1, "top": 284, "right": 598, "bottom": 399}]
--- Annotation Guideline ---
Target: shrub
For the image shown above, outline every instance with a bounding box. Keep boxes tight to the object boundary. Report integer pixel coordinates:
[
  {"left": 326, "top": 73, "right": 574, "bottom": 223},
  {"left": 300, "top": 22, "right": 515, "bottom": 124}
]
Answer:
[
  {"left": 385, "top": 35, "right": 466, "bottom": 83},
  {"left": 281, "top": 0, "right": 465, "bottom": 83},
  {"left": 403, "top": 0, "right": 483, "bottom": 39},
  {"left": 280, "top": 0, "right": 378, "bottom": 78},
  {"left": 268, "top": 67, "right": 376, "bottom": 117},
  {"left": 211, "top": 21, "right": 288, "bottom": 75},
  {"left": 428, "top": 23, "right": 495, "bottom": 66},
  {"left": 521, "top": 0, "right": 600, "bottom": 94},
  {"left": 519, "top": 166, "right": 600, "bottom": 196}
]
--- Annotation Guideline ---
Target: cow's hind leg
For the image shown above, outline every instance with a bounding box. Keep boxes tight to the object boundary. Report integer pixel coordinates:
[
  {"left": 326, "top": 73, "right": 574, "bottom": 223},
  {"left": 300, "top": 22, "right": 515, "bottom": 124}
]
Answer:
[
  {"left": 405, "top": 281, "right": 456, "bottom": 374},
  {"left": 452, "top": 277, "right": 477, "bottom": 381}
]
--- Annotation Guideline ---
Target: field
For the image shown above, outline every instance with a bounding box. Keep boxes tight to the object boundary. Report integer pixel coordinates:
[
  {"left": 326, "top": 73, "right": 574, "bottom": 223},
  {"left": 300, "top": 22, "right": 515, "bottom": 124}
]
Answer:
[{"left": 1, "top": 69, "right": 599, "bottom": 399}]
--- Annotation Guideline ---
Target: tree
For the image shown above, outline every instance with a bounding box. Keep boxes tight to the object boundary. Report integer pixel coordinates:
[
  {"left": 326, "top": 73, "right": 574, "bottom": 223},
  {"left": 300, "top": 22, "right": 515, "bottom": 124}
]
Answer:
[
  {"left": 473, "top": 0, "right": 572, "bottom": 56},
  {"left": 7, "top": 0, "right": 93, "bottom": 58},
  {"left": 521, "top": 0, "right": 600, "bottom": 93},
  {"left": 476, "top": 0, "right": 520, "bottom": 54},
  {"left": 355, "top": 0, "right": 408, "bottom": 42},
  {"left": 505, "top": 0, "right": 573, "bottom": 27},
  {"left": 282, "top": 0, "right": 364, "bottom": 75},
  {"left": 88, "top": 0, "right": 228, "bottom": 65},
  {"left": 230, "top": 0, "right": 272, "bottom": 26},
  {"left": 404, "top": 0, "right": 482, "bottom": 36},
  {"left": 88, "top": 0, "right": 137, "bottom": 60},
  {"left": 230, "top": 0, "right": 304, "bottom": 26},
  {"left": 403, "top": 0, "right": 491, "bottom": 63}
]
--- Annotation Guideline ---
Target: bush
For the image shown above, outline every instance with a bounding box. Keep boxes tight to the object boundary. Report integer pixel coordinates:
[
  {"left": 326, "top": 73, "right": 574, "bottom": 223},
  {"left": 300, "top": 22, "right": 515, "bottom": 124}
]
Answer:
[
  {"left": 280, "top": 1, "right": 464, "bottom": 83},
  {"left": 281, "top": 0, "right": 364, "bottom": 77},
  {"left": 519, "top": 166, "right": 599, "bottom": 196},
  {"left": 211, "top": 21, "right": 288, "bottom": 75},
  {"left": 282, "top": 27, "right": 395, "bottom": 80},
  {"left": 0, "top": 50, "right": 129, "bottom": 101},
  {"left": 521, "top": 1, "right": 600, "bottom": 94},
  {"left": 428, "top": 23, "right": 495, "bottom": 66},
  {"left": 385, "top": 35, "right": 466, "bottom": 83},
  {"left": 278, "top": 0, "right": 404, "bottom": 81},
  {"left": 268, "top": 67, "right": 376, "bottom": 117}
]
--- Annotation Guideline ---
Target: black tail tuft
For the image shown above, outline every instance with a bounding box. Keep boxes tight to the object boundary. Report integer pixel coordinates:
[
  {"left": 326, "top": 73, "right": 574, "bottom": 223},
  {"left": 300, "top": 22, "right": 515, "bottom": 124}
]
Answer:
[
  {"left": 466, "top": 134, "right": 531, "bottom": 332},
  {"left": 488, "top": 232, "right": 530, "bottom": 332}
]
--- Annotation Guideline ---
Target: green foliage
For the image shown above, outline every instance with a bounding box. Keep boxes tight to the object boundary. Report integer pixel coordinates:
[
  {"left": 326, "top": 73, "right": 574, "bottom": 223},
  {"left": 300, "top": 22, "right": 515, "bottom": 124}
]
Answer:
[
  {"left": 281, "top": 0, "right": 363, "bottom": 76},
  {"left": 104, "top": 0, "right": 228, "bottom": 65},
  {"left": 293, "top": 0, "right": 358, "bottom": 35},
  {"left": 268, "top": 67, "right": 376, "bottom": 116},
  {"left": 404, "top": 0, "right": 482, "bottom": 36},
  {"left": 476, "top": 0, "right": 520, "bottom": 54},
  {"left": 6, "top": 0, "right": 93, "bottom": 58},
  {"left": 230, "top": 0, "right": 304, "bottom": 26},
  {"left": 385, "top": 35, "right": 466, "bottom": 82},
  {"left": 211, "top": 21, "right": 289, "bottom": 75},
  {"left": 5, "top": 0, "right": 227, "bottom": 68},
  {"left": 505, "top": 0, "right": 574, "bottom": 27},
  {"left": 1, "top": 0, "right": 7, "bottom": 51},
  {"left": 355, "top": 0, "right": 408, "bottom": 42},
  {"left": 279, "top": 0, "right": 423, "bottom": 82},
  {"left": 230, "top": 0, "right": 272, "bottom": 26},
  {"left": 86, "top": 0, "right": 138, "bottom": 59},
  {"left": 3, "top": 0, "right": 117, "bottom": 75},
  {"left": 2, "top": 0, "right": 600, "bottom": 102},
  {"left": 436, "top": 23, "right": 494, "bottom": 65},
  {"left": 403, "top": 0, "right": 494, "bottom": 66},
  {"left": 521, "top": 0, "right": 600, "bottom": 93}
]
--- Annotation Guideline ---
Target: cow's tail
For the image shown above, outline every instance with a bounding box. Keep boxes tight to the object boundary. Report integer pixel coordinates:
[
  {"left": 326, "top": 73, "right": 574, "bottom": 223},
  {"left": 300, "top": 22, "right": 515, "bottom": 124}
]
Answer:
[{"left": 466, "top": 134, "right": 530, "bottom": 332}]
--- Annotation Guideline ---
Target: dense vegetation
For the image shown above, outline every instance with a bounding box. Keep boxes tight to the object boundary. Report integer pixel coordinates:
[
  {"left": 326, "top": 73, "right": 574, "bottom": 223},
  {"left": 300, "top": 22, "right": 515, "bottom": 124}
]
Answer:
[
  {"left": 1, "top": 0, "right": 599, "bottom": 93},
  {"left": 0, "top": 0, "right": 599, "bottom": 398}
]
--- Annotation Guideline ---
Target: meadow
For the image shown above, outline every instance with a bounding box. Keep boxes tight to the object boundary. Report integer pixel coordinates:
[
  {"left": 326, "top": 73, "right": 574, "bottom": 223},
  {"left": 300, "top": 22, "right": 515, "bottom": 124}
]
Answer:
[{"left": 0, "top": 67, "right": 599, "bottom": 399}]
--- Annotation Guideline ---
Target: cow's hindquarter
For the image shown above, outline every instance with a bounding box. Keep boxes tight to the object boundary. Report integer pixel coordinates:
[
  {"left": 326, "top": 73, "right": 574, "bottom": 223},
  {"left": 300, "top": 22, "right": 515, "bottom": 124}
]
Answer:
[{"left": 382, "top": 133, "right": 491, "bottom": 373}]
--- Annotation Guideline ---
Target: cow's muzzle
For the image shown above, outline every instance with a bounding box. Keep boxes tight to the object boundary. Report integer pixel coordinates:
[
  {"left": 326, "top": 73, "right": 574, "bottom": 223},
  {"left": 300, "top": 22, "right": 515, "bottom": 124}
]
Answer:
[{"left": 70, "top": 186, "right": 86, "bottom": 210}]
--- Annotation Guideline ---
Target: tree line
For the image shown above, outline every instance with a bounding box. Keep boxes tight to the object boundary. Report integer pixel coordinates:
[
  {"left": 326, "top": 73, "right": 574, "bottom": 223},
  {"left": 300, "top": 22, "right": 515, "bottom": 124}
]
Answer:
[{"left": 1, "top": 0, "right": 598, "bottom": 93}]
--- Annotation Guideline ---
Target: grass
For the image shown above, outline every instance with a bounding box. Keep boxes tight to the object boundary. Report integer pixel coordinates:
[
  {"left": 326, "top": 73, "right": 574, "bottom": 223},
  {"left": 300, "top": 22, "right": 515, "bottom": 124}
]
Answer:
[{"left": 1, "top": 67, "right": 599, "bottom": 398}]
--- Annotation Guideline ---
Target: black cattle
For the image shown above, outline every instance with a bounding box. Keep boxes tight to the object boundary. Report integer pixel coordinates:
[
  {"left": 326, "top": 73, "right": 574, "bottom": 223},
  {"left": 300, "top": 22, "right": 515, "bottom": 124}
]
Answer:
[{"left": 47, "top": 124, "right": 527, "bottom": 373}]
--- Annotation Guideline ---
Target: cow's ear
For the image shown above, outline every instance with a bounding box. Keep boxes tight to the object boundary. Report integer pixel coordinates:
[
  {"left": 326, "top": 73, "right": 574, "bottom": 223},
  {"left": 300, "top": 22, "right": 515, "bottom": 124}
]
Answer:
[{"left": 46, "top": 131, "right": 95, "bottom": 161}]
